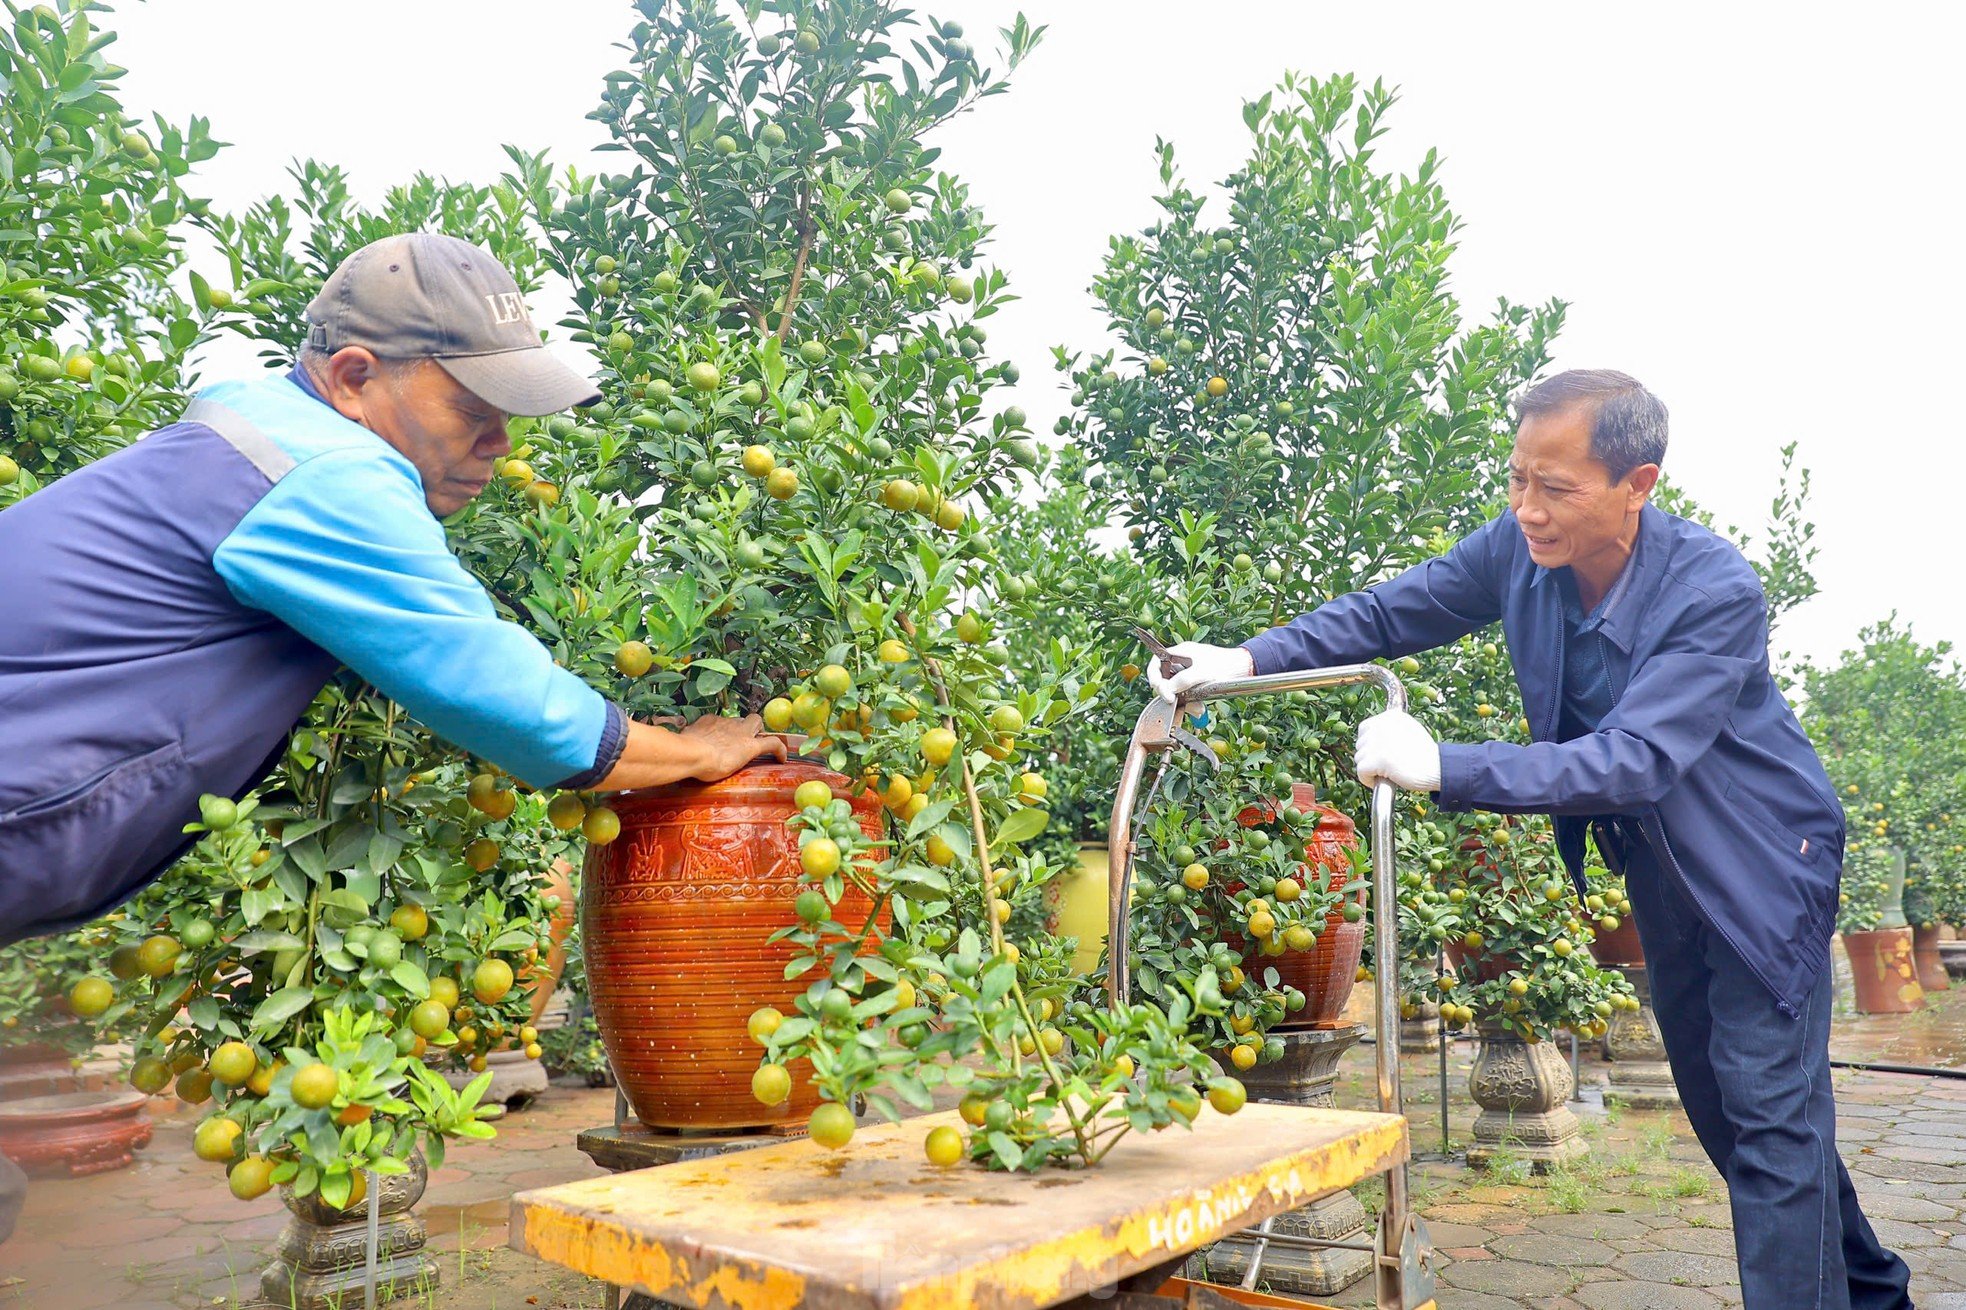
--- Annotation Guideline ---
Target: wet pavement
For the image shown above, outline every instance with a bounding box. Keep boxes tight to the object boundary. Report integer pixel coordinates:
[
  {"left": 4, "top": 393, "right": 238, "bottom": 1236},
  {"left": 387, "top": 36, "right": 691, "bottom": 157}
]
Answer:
[{"left": 2, "top": 980, "right": 1963, "bottom": 1309}]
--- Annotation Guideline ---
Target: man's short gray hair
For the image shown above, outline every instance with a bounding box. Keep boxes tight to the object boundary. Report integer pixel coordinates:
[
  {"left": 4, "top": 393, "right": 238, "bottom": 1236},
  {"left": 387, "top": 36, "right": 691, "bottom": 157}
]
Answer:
[
  {"left": 1514, "top": 369, "right": 1668, "bottom": 483},
  {"left": 296, "top": 343, "right": 429, "bottom": 392}
]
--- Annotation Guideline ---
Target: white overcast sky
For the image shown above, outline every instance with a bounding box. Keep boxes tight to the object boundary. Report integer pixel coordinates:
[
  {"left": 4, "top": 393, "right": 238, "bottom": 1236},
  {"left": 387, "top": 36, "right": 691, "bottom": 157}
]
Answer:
[{"left": 111, "top": 1, "right": 1962, "bottom": 673}]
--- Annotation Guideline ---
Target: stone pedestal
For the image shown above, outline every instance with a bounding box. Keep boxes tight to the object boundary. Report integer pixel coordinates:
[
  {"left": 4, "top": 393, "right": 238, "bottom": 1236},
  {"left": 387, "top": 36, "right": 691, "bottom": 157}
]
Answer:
[
  {"left": 1192, "top": 1026, "right": 1372, "bottom": 1298},
  {"left": 1467, "top": 1022, "right": 1585, "bottom": 1172},
  {"left": 445, "top": 1047, "right": 549, "bottom": 1108},
  {"left": 261, "top": 1153, "right": 436, "bottom": 1310},
  {"left": 1601, "top": 964, "right": 1679, "bottom": 1110},
  {"left": 1939, "top": 939, "right": 1966, "bottom": 981},
  {"left": 1399, "top": 1001, "right": 1442, "bottom": 1054}
]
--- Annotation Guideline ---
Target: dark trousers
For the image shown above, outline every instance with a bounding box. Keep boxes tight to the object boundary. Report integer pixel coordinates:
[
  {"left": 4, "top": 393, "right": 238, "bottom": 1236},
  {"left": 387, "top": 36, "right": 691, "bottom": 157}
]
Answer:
[{"left": 1621, "top": 840, "right": 1913, "bottom": 1310}]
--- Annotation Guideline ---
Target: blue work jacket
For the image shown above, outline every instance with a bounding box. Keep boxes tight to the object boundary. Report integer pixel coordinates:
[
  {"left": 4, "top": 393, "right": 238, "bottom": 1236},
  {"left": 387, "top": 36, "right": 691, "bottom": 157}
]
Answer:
[
  {"left": 0, "top": 370, "right": 624, "bottom": 946},
  {"left": 1242, "top": 503, "right": 1841, "bottom": 1017}
]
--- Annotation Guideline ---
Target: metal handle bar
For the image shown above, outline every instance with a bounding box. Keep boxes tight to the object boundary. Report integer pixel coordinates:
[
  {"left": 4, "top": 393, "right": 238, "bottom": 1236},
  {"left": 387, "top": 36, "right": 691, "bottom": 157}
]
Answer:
[{"left": 1104, "top": 663, "right": 1413, "bottom": 1292}]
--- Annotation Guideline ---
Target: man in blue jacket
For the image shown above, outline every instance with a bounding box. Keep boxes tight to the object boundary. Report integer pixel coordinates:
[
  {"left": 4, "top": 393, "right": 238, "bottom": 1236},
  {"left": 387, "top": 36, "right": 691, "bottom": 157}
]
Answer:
[
  {"left": 0, "top": 232, "right": 784, "bottom": 1239},
  {"left": 1154, "top": 370, "right": 1910, "bottom": 1310},
  {"left": 0, "top": 232, "right": 781, "bottom": 951}
]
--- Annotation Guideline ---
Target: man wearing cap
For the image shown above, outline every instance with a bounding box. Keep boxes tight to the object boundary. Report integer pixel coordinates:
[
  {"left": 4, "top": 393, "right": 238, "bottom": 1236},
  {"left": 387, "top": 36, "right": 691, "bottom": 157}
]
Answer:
[{"left": 0, "top": 232, "right": 783, "bottom": 953}]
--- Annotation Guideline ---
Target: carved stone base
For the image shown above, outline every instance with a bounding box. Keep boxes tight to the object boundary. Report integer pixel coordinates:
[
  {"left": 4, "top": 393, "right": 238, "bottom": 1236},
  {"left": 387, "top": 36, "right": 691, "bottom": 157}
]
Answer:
[
  {"left": 1399, "top": 1002, "right": 1442, "bottom": 1054},
  {"left": 1237, "top": 1025, "right": 1365, "bottom": 1109},
  {"left": 1467, "top": 1023, "right": 1585, "bottom": 1172},
  {"left": 1602, "top": 964, "right": 1680, "bottom": 1111},
  {"left": 1194, "top": 1025, "right": 1371, "bottom": 1298},
  {"left": 1192, "top": 1187, "right": 1373, "bottom": 1296},
  {"left": 0, "top": 1089, "right": 151, "bottom": 1177},
  {"left": 262, "top": 1152, "right": 437, "bottom": 1310},
  {"left": 444, "top": 1048, "right": 549, "bottom": 1108}
]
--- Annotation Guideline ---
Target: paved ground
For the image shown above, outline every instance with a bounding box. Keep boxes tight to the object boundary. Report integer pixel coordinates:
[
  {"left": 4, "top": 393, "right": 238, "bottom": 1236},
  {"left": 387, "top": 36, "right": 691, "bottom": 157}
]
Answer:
[
  {"left": 1316, "top": 1040, "right": 1966, "bottom": 1308},
  {"left": 4, "top": 980, "right": 1964, "bottom": 1309}
]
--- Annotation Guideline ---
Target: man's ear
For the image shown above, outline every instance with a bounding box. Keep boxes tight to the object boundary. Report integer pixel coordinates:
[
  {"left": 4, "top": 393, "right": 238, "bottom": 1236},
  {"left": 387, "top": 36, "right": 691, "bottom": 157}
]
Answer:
[
  {"left": 314, "top": 347, "right": 385, "bottom": 426},
  {"left": 1625, "top": 463, "right": 1661, "bottom": 508}
]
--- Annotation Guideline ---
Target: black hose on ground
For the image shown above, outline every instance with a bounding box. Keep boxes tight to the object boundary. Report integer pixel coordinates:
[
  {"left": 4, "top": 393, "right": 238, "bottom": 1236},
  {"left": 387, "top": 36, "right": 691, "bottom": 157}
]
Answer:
[{"left": 1827, "top": 1058, "right": 1966, "bottom": 1081}]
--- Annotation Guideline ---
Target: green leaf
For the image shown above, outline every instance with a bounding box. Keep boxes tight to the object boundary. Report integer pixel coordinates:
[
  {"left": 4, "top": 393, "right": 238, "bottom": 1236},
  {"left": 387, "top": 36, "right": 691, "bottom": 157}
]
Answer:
[
  {"left": 250, "top": 987, "right": 317, "bottom": 1033},
  {"left": 231, "top": 930, "right": 307, "bottom": 955},
  {"left": 285, "top": 837, "right": 329, "bottom": 880},
  {"left": 389, "top": 962, "right": 431, "bottom": 998},
  {"left": 991, "top": 806, "right": 1048, "bottom": 850},
  {"left": 487, "top": 926, "right": 535, "bottom": 952}
]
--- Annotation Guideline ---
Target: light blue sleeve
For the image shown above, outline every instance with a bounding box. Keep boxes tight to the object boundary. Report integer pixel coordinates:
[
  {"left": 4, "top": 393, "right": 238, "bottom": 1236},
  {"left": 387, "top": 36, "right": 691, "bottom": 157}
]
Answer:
[{"left": 212, "top": 446, "right": 619, "bottom": 788}]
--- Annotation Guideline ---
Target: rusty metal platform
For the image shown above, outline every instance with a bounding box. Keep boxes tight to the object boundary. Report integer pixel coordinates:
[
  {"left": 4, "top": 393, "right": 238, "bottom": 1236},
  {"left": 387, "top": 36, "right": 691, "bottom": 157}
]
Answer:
[{"left": 510, "top": 1102, "right": 1407, "bottom": 1310}]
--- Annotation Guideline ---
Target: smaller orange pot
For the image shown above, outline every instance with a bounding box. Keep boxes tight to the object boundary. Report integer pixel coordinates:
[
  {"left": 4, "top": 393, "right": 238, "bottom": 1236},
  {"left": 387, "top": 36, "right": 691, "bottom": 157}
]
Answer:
[
  {"left": 1910, "top": 923, "right": 1950, "bottom": 995},
  {"left": 1842, "top": 927, "right": 1926, "bottom": 1014}
]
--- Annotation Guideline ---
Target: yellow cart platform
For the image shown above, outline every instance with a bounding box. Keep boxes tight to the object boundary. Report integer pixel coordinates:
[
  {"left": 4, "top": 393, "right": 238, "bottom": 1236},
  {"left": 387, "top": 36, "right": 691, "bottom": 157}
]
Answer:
[
  {"left": 512, "top": 1102, "right": 1414, "bottom": 1310},
  {"left": 512, "top": 662, "right": 1439, "bottom": 1310}
]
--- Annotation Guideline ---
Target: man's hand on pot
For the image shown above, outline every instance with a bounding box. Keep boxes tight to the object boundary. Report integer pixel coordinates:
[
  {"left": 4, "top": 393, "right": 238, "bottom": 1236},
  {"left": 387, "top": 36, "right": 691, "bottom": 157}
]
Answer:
[
  {"left": 1354, "top": 709, "right": 1441, "bottom": 792},
  {"left": 682, "top": 713, "right": 789, "bottom": 781},
  {"left": 1147, "top": 642, "right": 1253, "bottom": 703}
]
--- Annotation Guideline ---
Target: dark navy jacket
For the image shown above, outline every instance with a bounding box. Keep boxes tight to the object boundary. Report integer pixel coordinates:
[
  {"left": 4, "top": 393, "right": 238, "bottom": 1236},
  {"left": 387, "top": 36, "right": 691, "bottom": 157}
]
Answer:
[
  {"left": 0, "top": 371, "right": 625, "bottom": 945},
  {"left": 1243, "top": 504, "right": 1841, "bottom": 1016}
]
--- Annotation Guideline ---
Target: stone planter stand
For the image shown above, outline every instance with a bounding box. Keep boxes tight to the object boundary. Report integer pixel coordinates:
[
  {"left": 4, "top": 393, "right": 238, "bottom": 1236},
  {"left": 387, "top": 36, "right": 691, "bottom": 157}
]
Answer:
[
  {"left": 444, "top": 1046, "right": 549, "bottom": 1108},
  {"left": 1466, "top": 1022, "right": 1585, "bottom": 1172},
  {"left": 1940, "top": 938, "right": 1966, "bottom": 981},
  {"left": 1192, "top": 1025, "right": 1372, "bottom": 1298},
  {"left": 1601, "top": 964, "right": 1679, "bottom": 1111},
  {"left": 1398, "top": 1000, "right": 1442, "bottom": 1054},
  {"left": 0, "top": 1089, "right": 151, "bottom": 1176},
  {"left": 262, "top": 1151, "right": 437, "bottom": 1310}
]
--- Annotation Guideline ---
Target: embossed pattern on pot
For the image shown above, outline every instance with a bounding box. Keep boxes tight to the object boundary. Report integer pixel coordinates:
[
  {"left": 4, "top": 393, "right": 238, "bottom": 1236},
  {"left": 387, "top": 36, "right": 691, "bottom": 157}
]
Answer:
[{"left": 582, "top": 758, "right": 885, "bottom": 1130}]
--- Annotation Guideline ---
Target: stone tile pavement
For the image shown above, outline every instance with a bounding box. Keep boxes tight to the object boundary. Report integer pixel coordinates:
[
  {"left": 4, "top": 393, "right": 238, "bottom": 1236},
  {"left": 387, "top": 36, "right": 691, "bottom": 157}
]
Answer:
[{"left": 3, "top": 986, "right": 1964, "bottom": 1308}]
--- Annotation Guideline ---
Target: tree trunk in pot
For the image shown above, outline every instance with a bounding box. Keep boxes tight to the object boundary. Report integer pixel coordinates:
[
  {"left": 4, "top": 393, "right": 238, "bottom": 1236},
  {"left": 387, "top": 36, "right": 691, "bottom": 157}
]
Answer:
[
  {"left": 261, "top": 1151, "right": 436, "bottom": 1310},
  {"left": 1466, "top": 1022, "right": 1585, "bottom": 1171}
]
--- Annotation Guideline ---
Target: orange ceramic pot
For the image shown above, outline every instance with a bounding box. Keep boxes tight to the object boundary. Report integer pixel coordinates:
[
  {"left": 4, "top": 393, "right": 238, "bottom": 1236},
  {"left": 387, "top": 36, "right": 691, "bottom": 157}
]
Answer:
[
  {"left": 1911, "top": 923, "right": 1951, "bottom": 995},
  {"left": 582, "top": 758, "right": 884, "bottom": 1131},
  {"left": 1228, "top": 783, "right": 1364, "bottom": 1029},
  {"left": 522, "top": 859, "right": 578, "bottom": 1028},
  {"left": 0, "top": 1089, "right": 151, "bottom": 1177},
  {"left": 1842, "top": 927, "right": 1926, "bottom": 1014},
  {"left": 1588, "top": 915, "right": 1645, "bottom": 968}
]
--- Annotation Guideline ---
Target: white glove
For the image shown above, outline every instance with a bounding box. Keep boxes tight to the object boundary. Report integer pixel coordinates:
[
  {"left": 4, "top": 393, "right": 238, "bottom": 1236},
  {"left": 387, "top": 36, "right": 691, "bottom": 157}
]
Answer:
[
  {"left": 1147, "top": 642, "right": 1253, "bottom": 704},
  {"left": 1354, "top": 709, "right": 1442, "bottom": 792}
]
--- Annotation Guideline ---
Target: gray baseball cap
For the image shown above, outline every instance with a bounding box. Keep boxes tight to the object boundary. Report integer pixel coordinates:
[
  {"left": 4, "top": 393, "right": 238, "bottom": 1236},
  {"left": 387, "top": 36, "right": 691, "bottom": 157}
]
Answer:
[{"left": 305, "top": 232, "right": 600, "bottom": 416}]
